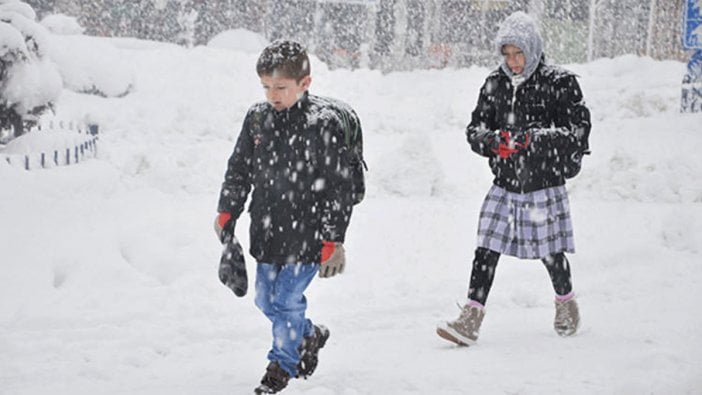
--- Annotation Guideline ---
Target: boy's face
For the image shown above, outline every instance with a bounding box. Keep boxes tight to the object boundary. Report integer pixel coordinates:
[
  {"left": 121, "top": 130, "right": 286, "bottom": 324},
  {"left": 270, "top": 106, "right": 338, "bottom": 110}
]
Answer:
[{"left": 260, "top": 74, "right": 311, "bottom": 111}]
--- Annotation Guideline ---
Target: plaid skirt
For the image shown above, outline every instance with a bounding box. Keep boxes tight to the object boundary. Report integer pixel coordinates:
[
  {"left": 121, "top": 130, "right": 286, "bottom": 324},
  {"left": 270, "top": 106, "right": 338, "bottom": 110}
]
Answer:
[{"left": 476, "top": 185, "right": 575, "bottom": 259}]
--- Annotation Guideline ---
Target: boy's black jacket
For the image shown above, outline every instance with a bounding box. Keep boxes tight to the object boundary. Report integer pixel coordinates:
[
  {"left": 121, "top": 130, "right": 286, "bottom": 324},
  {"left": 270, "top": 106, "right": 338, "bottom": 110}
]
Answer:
[
  {"left": 218, "top": 93, "right": 359, "bottom": 264},
  {"left": 466, "top": 60, "right": 591, "bottom": 193}
]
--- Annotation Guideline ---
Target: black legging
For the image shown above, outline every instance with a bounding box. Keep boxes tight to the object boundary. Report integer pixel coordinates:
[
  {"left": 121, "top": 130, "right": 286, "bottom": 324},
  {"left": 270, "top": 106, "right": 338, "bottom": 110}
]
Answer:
[{"left": 467, "top": 247, "right": 573, "bottom": 306}]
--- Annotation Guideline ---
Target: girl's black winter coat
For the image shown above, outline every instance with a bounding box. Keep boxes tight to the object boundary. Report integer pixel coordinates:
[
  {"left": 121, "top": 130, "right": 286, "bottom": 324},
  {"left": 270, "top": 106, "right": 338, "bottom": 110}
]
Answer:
[{"left": 466, "top": 60, "right": 591, "bottom": 193}]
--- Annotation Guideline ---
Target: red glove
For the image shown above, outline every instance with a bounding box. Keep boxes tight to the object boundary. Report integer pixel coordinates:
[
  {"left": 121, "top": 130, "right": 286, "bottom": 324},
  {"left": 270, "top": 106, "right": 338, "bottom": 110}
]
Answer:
[
  {"left": 214, "top": 212, "right": 234, "bottom": 243},
  {"left": 321, "top": 240, "right": 335, "bottom": 262},
  {"left": 491, "top": 130, "right": 530, "bottom": 159},
  {"left": 217, "top": 212, "right": 232, "bottom": 229},
  {"left": 513, "top": 130, "right": 530, "bottom": 150},
  {"left": 319, "top": 241, "right": 345, "bottom": 278}
]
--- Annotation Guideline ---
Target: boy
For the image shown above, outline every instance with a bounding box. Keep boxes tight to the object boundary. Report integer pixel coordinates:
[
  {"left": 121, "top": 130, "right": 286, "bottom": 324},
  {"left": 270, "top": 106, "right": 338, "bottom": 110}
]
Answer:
[
  {"left": 214, "top": 40, "right": 364, "bottom": 393},
  {"left": 436, "top": 12, "right": 591, "bottom": 346}
]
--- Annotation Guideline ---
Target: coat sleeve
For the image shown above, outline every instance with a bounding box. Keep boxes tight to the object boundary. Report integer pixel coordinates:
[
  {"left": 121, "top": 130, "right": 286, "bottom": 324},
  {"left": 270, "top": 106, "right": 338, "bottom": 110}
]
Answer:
[
  {"left": 217, "top": 113, "right": 254, "bottom": 219},
  {"left": 529, "top": 74, "right": 591, "bottom": 156},
  {"left": 320, "top": 117, "right": 354, "bottom": 243},
  {"left": 466, "top": 78, "right": 499, "bottom": 157}
]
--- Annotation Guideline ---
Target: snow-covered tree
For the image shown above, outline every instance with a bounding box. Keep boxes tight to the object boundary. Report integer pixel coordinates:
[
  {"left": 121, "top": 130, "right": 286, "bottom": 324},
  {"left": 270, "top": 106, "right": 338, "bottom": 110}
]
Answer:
[{"left": 0, "top": 0, "right": 61, "bottom": 140}]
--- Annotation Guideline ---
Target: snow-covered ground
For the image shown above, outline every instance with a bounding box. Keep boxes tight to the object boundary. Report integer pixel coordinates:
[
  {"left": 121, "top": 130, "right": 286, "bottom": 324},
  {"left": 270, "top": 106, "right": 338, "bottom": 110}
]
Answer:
[{"left": 1, "top": 30, "right": 701, "bottom": 395}]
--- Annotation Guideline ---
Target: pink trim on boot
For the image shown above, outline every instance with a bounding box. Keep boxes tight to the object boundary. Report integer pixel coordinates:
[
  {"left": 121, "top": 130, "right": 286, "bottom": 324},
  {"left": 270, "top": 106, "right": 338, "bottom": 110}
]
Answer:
[
  {"left": 555, "top": 291, "right": 575, "bottom": 302},
  {"left": 467, "top": 299, "right": 485, "bottom": 309}
]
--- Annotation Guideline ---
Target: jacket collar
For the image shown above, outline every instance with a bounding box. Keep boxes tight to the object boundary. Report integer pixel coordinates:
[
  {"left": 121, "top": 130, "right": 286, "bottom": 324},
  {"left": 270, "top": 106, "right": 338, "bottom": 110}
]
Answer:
[{"left": 271, "top": 91, "right": 310, "bottom": 122}]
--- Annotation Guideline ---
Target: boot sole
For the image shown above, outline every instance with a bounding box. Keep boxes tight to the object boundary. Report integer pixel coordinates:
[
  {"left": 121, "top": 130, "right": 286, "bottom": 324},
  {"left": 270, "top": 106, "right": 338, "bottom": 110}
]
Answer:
[
  {"left": 254, "top": 383, "right": 282, "bottom": 394},
  {"left": 555, "top": 324, "right": 578, "bottom": 337},
  {"left": 436, "top": 326, "right": 476, "bottom": 347},
  {"left": 254, "top": 385, "right": 273, "bottom": 394},
  {"left": 317, "top": 325, "right": 330, "bottom": 349}
]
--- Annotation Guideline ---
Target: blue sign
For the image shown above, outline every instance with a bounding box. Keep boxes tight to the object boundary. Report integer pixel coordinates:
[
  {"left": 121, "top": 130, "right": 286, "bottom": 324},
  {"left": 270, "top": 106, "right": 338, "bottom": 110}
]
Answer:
[
  {"left": 681, "top": 49, "right": 702, "bottom": 112},
  {"left": 684, "top": 0, "right": 702, "bottom": 49},
  {"left": 687, "top": 49, "right": 702, "bottom": 78}
]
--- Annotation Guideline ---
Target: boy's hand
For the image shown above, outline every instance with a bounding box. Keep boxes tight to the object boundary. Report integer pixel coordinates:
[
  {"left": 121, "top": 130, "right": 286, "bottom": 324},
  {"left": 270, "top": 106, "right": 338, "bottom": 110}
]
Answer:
[
  {"left": 319, "top": 241, "right": 345, "bottom": 278},
  {"left": 214, "top": 212, "right": 234, "bottom": 243}
]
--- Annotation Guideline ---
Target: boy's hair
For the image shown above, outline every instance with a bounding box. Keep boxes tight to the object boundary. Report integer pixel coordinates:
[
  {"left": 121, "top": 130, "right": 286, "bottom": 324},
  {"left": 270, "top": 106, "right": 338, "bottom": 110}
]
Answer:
[{"left": 256, "top": 40, "right": 310, "bottom": 81}]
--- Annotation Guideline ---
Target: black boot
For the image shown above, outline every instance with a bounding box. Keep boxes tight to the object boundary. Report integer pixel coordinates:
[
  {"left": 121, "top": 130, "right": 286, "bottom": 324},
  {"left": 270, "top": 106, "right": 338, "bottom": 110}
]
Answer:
[
  {"left": 254, "top": 362, "right": 290, "bottom": 394},
  {"left": 297, "top": 325, "right": 330, "bottom": 379}
]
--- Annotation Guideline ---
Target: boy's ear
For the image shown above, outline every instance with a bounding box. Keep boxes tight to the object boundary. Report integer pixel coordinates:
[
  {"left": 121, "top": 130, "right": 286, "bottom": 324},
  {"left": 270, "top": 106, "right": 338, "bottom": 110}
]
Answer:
[{"left": 299, "top": 75, "right": 312, "bottom": 90}]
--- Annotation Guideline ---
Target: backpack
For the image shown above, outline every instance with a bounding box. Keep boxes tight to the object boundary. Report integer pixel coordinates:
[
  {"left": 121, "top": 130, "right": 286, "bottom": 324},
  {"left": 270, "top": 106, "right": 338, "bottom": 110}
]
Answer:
[
  {"left": 331, "top": 102, "right": 367, "bottom": 205},
  {"left": 562, "top": 129, "right": 590, "bottom": 179},
  {"left": 563, "top": 150, "right": 588, "bottom": 179}
]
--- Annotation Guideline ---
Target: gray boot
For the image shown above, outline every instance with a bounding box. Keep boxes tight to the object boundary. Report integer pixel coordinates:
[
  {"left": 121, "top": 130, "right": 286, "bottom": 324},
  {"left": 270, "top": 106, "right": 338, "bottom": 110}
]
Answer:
[
  {"left": 436, "top": 304, "right": 485, "bottom": 346},
  {"left": 554, "top": 298, "right": 580, "bottom": 336}
]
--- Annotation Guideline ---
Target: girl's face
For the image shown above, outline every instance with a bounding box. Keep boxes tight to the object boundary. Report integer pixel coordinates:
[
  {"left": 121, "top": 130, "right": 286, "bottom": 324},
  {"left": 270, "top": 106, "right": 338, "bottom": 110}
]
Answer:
[
  {"left": 260, "top": 74, "right": 311, "bottom": 111},
  {"left": 502, "top": 44, "right": 526, "bottom": 75}
]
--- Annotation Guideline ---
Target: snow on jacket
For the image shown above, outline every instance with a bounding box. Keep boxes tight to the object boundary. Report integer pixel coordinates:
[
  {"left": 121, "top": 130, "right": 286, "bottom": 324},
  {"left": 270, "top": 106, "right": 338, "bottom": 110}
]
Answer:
[
  {"left": 217, "top": 92, "right": 357, "bottom": 264},
  {"left": 466, "top": 12, "right": 591, "bottom": 193}
]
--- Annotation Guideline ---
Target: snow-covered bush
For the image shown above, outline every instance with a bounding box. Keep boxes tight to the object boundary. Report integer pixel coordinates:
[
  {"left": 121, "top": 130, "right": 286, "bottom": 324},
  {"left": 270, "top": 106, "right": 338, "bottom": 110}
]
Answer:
[
  {"left": 44, "top": 33, "right": 135, "bottom": 99},
  {"left": 36, "top": 9, "right": 135, "bottom": 100},
  {"left": 0, "top": 0, "right": 62, "bottom": 140},
  {"left": 40, "top": 13, "right": 85, "bottom": 35},
  {"left": 207, "top": 28, "right": 269, "bottom": 55}
]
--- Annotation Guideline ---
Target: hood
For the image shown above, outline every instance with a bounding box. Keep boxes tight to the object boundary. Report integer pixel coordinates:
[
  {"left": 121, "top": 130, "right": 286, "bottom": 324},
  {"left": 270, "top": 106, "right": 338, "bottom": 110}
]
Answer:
[{"left": 496, "top": 11, "right": 543, "bottom": 81}]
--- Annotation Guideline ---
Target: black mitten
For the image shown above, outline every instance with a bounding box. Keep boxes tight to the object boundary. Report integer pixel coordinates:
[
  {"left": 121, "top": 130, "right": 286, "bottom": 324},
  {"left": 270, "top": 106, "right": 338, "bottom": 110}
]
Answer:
[{"left": 219, "top": 236, "right": 247, "bottom": 297}]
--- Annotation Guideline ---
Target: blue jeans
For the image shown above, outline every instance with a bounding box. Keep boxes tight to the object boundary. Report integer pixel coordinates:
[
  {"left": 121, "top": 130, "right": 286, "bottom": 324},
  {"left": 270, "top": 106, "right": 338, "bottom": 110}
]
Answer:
[{"left": 254, "top": 262, "right": 319, "bottom": 377}]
